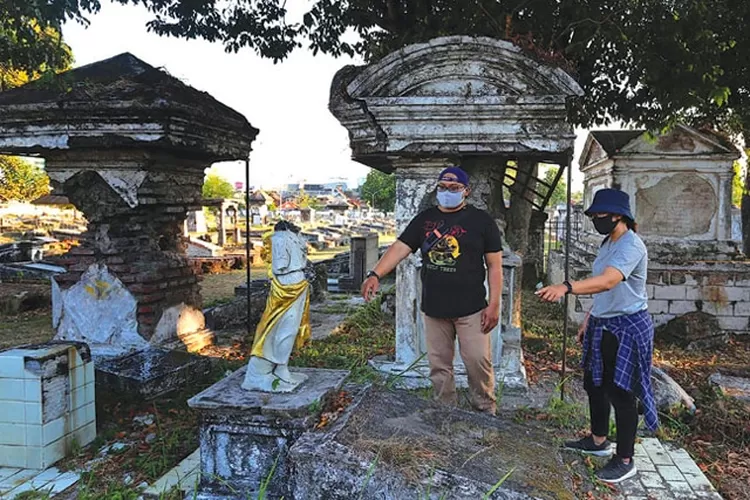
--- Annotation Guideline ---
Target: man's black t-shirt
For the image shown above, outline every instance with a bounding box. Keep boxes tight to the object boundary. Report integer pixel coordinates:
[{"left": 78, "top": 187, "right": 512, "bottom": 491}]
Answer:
[{"left": 398, "top": 205, "right": 503, "bottom": 319}]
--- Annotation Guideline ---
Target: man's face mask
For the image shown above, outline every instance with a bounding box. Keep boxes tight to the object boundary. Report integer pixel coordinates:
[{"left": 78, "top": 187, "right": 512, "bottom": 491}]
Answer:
[
  {"left": 436, "top": 183, "right": 466, "bottom": 208},
  {"left": 592, "top": 214, "right": 619, "bottom": 235}
]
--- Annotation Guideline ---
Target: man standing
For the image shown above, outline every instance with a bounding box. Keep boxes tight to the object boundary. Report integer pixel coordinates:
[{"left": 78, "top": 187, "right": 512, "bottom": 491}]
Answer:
[{"left": 361, "top": 167, "right": 503, "bottom": 414}]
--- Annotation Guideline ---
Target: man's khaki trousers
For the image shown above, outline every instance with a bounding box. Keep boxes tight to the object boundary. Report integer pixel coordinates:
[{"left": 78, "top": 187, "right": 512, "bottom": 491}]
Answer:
[{"left": 423, "top": 311, "right": 497, "bottom": 414}]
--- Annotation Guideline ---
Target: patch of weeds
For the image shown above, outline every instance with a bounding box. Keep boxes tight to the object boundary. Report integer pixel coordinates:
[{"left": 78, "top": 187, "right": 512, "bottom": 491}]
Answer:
[
  {"left": 308, "top": 398, "right": 322, "bottom": 414},
  {"left": 203, "top": 296, "right": 234, "bottom": 308},
  {"left": 14, "top": 491, "right": 53, "bottom": 500},
  {"left": 495, "top": 380, "right": 505, "bottom": 406},
  {"left": 347, "top": 364, "right": 381, "bottom": 385},
  {"left": 76, "top": 470, "right": 141, "bottom": 500},
  {"left": 315, "top": 303, "right": 354, "bottom": 315},
  {"left": 290, "top": 294, "right": 394, "bottom": 370},
  {"left": 355, "top": 437, "right": 439, "bottom": 482},
  {"left": 514, "top": 396, "right": 587, "bottom": 430},
  {"left": 410, "top": 386, "right": 433, "bottom": 400}
]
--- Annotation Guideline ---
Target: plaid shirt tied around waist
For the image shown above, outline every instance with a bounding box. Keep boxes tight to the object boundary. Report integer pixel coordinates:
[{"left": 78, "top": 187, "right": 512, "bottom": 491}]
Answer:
[{"left": 582, "top": 309, "right": 659, "bottom": 431}]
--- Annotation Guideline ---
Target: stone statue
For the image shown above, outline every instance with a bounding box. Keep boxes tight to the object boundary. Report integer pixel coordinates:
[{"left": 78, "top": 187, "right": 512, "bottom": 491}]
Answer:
[{"left": 242, "top": 221, "right": 311, "bottom": 392}]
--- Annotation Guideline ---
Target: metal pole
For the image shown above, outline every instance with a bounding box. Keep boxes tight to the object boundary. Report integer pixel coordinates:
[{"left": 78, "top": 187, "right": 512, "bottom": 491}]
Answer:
[
  {"left": 561, "top": 157, "right": 573, "bottom": 401},
  {"left": 245, "top": 158, "right": 252, "bottom": 338}
]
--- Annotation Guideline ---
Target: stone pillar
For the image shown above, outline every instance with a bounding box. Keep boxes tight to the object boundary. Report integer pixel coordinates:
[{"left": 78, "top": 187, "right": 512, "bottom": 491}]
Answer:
[
  {"left": 393, "top": 158, "right": 453, "bottom": 367},
  {"left": 349, "top": 233, "right": 379, "bottom": 289},
  {"left": 218, "top": 203, "right": 227, "bottom": 247},
  {"left": 46, "top": 151, "right": 209, "bottom": 354},
  {"left": 717, "top": 170, "right": 733, "bottom": 240}
]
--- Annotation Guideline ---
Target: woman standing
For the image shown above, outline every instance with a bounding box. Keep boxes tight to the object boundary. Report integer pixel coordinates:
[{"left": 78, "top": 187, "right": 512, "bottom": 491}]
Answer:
[{"left": 536, "top": 188, "right": 657, "bottom": 484}]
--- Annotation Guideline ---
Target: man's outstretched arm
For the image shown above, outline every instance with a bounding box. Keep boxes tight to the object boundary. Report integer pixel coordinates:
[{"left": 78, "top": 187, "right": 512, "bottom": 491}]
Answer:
[{"left": 361, "top": 240, "right": 413, "bottom": 301}]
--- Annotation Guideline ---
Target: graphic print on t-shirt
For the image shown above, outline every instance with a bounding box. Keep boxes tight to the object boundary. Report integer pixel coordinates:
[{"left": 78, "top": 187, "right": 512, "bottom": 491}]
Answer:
[{"left": 423, "top": 221, "right": 466, "bottom": 272}]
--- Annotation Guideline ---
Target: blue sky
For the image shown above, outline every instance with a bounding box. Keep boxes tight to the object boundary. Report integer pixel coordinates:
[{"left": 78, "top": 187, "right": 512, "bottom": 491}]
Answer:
[{"left": 61, "top": 2, "right": 601, "bottom": 191}]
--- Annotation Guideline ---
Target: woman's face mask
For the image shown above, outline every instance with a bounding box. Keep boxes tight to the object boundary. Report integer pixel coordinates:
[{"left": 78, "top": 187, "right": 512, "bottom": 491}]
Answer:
[
  {"left": 592, "top": 215, "right": 619, "bottom": 235},
  {"left": 436, "top": 183, "right": 466, "bottom": 209}
]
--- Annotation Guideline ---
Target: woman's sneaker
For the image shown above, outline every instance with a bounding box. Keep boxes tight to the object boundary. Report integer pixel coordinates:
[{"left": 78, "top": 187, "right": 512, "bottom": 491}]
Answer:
[
  {"left": 595, "top": 457, "right": 637, "bottom": 483},
  {"left": 562, "top": 435, "right": 613, "bottom": 457}
]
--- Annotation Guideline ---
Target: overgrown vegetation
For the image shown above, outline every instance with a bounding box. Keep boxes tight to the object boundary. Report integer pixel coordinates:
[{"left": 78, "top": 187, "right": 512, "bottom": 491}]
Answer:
[{"left": 290, "top": 288, "right": 395, "bottom": 371}]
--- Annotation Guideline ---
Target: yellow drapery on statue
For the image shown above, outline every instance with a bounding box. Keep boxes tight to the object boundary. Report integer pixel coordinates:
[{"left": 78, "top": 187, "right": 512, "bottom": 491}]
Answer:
[{"left": 250, "top": 277, "right": 311, "bottom": 358}]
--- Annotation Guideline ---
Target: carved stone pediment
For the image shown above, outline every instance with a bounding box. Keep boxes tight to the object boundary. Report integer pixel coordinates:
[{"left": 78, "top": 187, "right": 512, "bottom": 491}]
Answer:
[{"left": 330, "top": 36, "right": 583, "bottom": 171}]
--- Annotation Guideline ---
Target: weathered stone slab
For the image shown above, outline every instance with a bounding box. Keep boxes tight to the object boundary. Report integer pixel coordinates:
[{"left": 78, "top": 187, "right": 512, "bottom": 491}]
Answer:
[
  {"left": 95, "top": 348, "right": 212, "bottom": 399},
  {"left": 291, "top": 385, "right": 575, "bottom": 499},
  {"left": 651, "top": 366, "right": 696, "bottom": 413},
  {"left": 709, "top": 371, "right": 750, "bottom": 404},
  {"left": 654, "top": 311, "right": 726, "bottom": 349},
  {"left": 187, "top": 367, "right": 349, "bottom": 499}
]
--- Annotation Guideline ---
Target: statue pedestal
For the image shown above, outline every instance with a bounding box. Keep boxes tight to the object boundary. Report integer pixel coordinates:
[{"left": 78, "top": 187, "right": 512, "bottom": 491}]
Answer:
[{"left": 187, "top": 366, "right": 349, "bottom": 500}]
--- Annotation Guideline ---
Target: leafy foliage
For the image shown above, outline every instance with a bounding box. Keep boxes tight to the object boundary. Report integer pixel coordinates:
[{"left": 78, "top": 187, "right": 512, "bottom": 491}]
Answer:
[
  {"left": 360, "top": 170, "right": 396, "bottom": 211},
  {"left": 0, "top": 156, "right": 50, "bottom": 202},
  {"left": 202, "top": 172, "right": 234, "bottom": 200},
  {"left": 8, "top": 0, "right": 750, "bottom": 244},
  {"left": 542, "top": 166, "right": 567, "bottom": 207},
  {"left": 1, "top": 3, "right": 73, "bottom": 92},
  {"left": 9, "top": 1, "right": 743, "bottom": 134}
]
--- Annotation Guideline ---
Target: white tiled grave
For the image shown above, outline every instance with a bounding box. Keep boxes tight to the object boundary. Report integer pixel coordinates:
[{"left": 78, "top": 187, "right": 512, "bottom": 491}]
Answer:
[{"left": 0, "top": 342, "right": 96, "bottom": 470}]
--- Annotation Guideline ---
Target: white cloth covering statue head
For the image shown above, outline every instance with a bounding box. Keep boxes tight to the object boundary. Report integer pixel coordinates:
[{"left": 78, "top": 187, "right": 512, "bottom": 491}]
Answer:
[{"left": 242, "top": 220, "right": 311, "bottom": 392}]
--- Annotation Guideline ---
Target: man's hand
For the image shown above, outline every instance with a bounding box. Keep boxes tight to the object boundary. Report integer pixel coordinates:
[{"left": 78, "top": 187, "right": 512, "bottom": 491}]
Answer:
[
  {"left": 535, "top": 284, "right": 567, "bottom": 303},
  {"left": 361, "top": 276, "right": 380, "bottom": 302},
  {"left": 481, "top": 302, "right": 500, "bottom": 334}
]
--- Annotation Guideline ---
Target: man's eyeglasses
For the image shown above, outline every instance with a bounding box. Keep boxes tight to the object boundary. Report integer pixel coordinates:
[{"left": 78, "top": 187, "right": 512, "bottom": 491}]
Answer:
[{"left": 436, "top": 185, "right": 465, "bottom": 193}]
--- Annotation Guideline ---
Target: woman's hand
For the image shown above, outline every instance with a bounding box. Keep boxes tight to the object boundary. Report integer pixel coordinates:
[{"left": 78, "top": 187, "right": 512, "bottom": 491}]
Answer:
[{"left": 535, "top": 284, "right": 567, "bottom": 303}]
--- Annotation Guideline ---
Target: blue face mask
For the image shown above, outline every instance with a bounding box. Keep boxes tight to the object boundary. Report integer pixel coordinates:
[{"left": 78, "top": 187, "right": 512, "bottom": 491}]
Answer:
[{"left": 437, "top": 190, "right": 465, "bottom": 209}]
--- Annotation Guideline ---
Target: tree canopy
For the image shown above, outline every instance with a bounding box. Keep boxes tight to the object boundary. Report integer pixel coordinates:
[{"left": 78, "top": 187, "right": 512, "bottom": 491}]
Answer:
[
  {"left": 12, "top": 0, "right": 746, "bottom": 135},
  {"left": 542, "top": 166, "right": 567, "bottom": 208},
  {"left": 360, "top": 170, "right": 396, "bottom": 212},
  {"left": 6, "top": 0, "right": 750, "bottom": 245},
  {"left": 0, "top": 156, "right": 50, "bottom": 202},
  {"left": 202, "top": 172, "right": 235, "bottom": 200}
]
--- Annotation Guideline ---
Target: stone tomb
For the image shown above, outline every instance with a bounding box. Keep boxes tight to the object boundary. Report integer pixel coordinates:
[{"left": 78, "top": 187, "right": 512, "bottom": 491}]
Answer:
[
  {"left": 330, "top": 36, "right": 583, "bottom": 391},
  {"left": 187, "top": 367, "right": 348, "bottom": 500},
  {"left": 0, "top": 343, "right": 95, "bottom": 469},
  {"left": 579, "top": 125, "right": 739, "bottom": 241},
  {"left": 95, "top": 348, "right": 212, "bottom": 400},
  {"left": 555, "top": 126, "right": 749, "bottom": 334},
  {"left": 0, "top": 53, "right": 258, "bottom": 357}
]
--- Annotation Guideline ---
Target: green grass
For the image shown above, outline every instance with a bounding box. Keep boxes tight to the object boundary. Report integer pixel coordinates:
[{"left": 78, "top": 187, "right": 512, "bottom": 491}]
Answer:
[{"left": 290, "top": 290, "right": 395, "bottom": 371}]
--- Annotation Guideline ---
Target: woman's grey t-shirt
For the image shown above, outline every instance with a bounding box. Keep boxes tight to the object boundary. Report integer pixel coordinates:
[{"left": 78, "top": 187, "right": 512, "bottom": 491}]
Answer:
[{"left": 591, "top": 230, "right": 648, "bottom": 318}]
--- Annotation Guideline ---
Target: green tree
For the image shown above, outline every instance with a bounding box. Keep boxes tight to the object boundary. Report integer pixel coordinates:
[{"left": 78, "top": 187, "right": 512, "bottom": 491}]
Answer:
[
  {"left": 1, "top": 5, "right": 73, "bottom": 91},
  {"left": 0, "top": 156, "right": 50, "bottom": 202},
  {"left": 542, "top": 166, "right": 567, "bottom": 207},
  {"left": 360, "top": 170, "right": 395, "bottom": 211},
  {"left": 11, "top": 0, "right": 750, "bottom": 246},
  {"left": 202, "top": 172, "right": 234, "bottom": 199},
  {"left": 296, "top": 188, "right": 323, "bottom": 210}
]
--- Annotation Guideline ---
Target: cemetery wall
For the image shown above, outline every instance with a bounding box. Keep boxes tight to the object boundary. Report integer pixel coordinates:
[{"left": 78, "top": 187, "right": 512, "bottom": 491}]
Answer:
[{"left": 548, "top": 247, "right": 750, "bottom": 334}]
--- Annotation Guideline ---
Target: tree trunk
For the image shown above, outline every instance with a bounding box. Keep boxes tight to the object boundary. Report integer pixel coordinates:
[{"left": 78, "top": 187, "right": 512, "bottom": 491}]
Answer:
[
  {"left": 505, "top": 159, "right": 538, "bottom": 323},
  {"left": 505, "top": 159, "right": 538, "bottom": 256}
]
